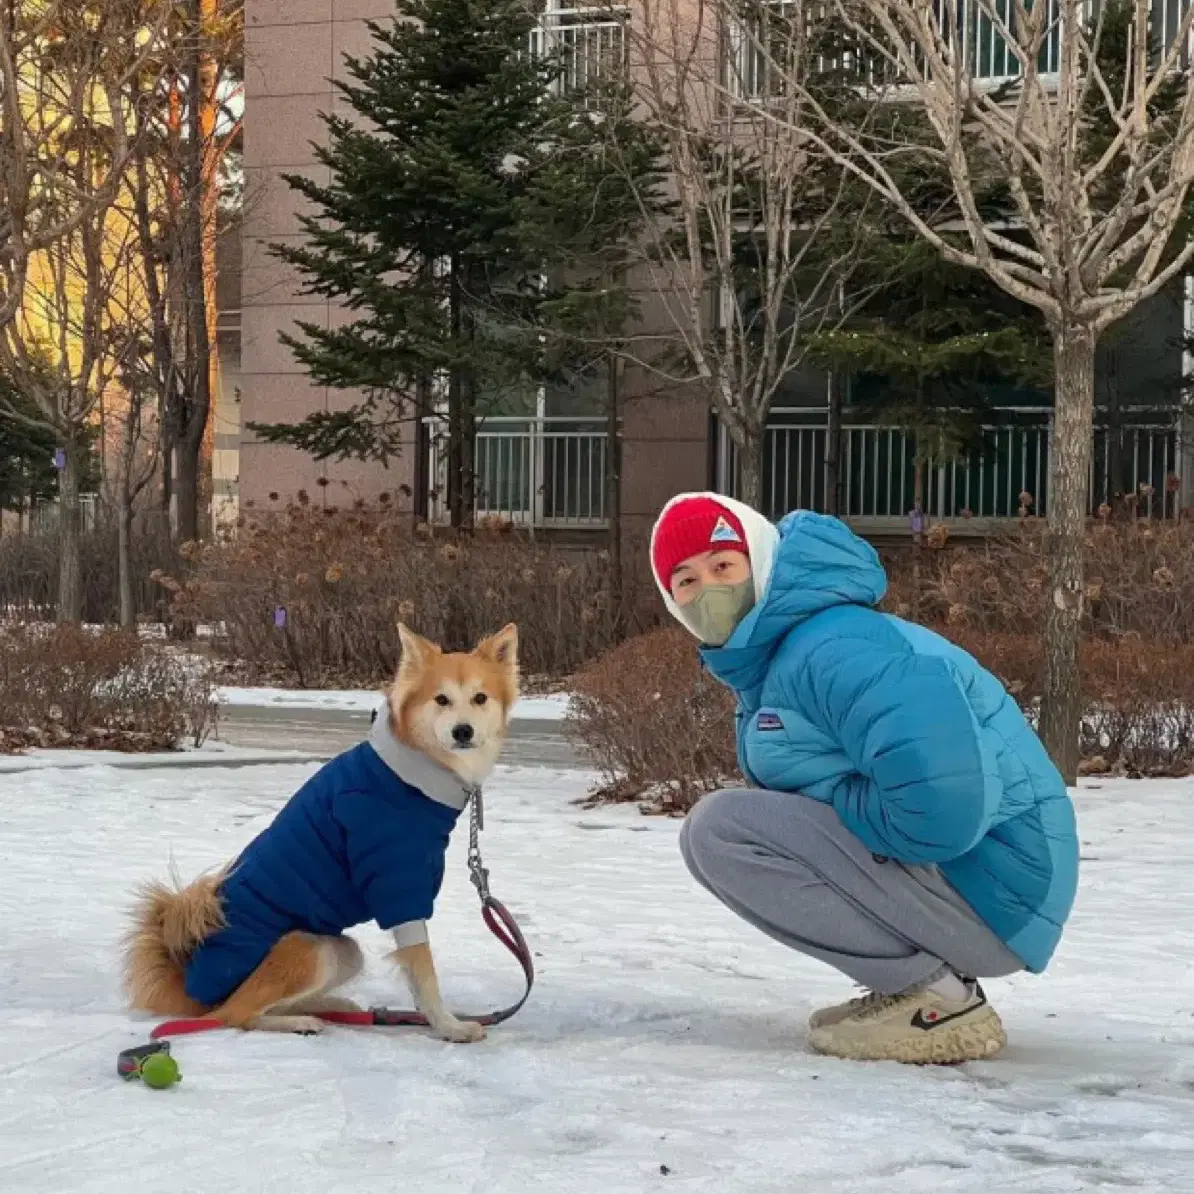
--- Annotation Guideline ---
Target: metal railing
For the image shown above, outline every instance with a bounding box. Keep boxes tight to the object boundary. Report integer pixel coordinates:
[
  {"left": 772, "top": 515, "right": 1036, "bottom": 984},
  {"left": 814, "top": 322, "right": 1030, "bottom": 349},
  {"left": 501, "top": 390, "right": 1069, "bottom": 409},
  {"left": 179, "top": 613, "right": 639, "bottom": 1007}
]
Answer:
[
  {"left": 529, "top": 7, "right": 628, "bottom": 93},
  {"left": 27, "top": 493, "right": 99, "bottom": 534},
  {"left": 923, "top": 0, "right": 1063, "bottom": 81},
  {"left": 938, "top": 0, "right": 1194, "bottom": 81},
  {"left": 719, "top": 409, "right": 1183, "bottom": 523},
  {"left": 425, "top": 416, "right": 609, "bottom": 527},
  {"left": 729, "top": 0, "right": 1191, "bottom": 98}
]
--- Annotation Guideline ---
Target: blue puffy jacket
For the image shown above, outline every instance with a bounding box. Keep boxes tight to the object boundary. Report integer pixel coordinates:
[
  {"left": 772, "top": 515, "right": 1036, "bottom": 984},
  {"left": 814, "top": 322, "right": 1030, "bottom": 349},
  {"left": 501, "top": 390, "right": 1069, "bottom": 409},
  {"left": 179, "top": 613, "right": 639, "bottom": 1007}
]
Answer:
[{"left": 700, "top": 510, "right": 1078, "bottom": 972}]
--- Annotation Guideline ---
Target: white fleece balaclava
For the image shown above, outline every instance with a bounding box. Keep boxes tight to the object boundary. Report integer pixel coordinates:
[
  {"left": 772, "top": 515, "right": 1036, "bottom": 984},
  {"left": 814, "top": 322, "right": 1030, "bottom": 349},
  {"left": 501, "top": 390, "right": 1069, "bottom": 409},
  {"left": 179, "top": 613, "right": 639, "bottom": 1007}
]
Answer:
[{"left": 649, "top": 493, "right": 780, "bottom": 643}]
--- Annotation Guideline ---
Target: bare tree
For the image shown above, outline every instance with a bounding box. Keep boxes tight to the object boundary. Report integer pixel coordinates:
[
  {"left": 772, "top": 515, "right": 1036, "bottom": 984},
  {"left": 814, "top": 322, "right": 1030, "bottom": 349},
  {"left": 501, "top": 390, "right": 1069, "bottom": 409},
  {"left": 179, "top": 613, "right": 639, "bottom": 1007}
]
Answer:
[
  {"left": 147, "top": 0, "right": 241, "bottom": 545},
  {"left": 612, "top": 0, "right": 866, "bottom": 508},
  {"left": 113, "top": 362, "right": 162, "bottom": 630},
  {"left": 126, "top": 7, "right": 241, "bottom": 552},
  {"left": 103, "top": 255, "right": 166, "bottom": 631},
  {"left": 0, "top": 1, "right": 161, "bottom": 330},
  {"left": 740, "top": 0, "right": 1194, "bottom": 780},
  {"left": 110, "top": 17, "right": 239, "bottom": 626},
  {"left": 0, "top": 0, "right": 171, "bottom": 622},
  {"left": 167, "top": 0, "right": 242, "bottom": 545}
]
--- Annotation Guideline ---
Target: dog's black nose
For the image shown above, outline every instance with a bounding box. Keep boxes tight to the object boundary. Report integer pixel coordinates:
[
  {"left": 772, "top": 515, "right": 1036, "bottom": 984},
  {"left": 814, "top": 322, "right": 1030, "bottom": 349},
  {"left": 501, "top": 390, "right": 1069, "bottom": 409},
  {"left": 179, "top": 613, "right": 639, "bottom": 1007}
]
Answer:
[{"left": 452, "top": 723, "right": 474, "bottom": 745}]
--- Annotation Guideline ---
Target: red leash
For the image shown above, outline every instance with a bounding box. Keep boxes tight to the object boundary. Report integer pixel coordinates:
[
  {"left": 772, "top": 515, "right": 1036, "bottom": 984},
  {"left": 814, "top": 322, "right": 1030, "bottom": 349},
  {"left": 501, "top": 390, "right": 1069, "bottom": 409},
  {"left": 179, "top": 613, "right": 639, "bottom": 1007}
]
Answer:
[
  {"left": 121, "top": 791, "right": 534, "bottom": 1067},
  {"left": 147, "top": 895, "right": 534, "bottom": 1041}
]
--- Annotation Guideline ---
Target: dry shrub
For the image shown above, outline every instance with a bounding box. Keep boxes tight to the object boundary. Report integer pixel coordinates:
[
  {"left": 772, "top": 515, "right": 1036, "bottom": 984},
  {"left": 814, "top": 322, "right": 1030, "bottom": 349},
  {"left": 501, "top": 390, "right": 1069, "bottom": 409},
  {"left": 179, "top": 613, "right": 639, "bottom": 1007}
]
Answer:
[
  {"left": 162, "top": 503, "right": 660, "bottom": 687},
  {"left": 0, "top": 626, "right": 216, "bottom": 754},
  {"left": 882, "top": 518, "right": 1194, "bottom": 773},
  {"left": 889, "top": 519, "right": 1194, "bottom": 640},
  {"left": 566, "top": 628, "right": 739, "bottom": 812},
  {"left": 0, "top": 511, "right": 177, "bottom": 624},
  {"left": 947, "top": 629, "right": 1194, "bottom": 776},
  {"left": 569, "top": 624, "right": 1194, "bottom": 805}
]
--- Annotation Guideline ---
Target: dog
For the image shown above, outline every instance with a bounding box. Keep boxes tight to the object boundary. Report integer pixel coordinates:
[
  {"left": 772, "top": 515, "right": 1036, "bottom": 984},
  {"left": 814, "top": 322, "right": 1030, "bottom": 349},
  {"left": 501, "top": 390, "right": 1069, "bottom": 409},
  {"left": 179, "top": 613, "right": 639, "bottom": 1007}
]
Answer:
[{"left": 121, "top": 622, "right": 519, "bottom": 1043}]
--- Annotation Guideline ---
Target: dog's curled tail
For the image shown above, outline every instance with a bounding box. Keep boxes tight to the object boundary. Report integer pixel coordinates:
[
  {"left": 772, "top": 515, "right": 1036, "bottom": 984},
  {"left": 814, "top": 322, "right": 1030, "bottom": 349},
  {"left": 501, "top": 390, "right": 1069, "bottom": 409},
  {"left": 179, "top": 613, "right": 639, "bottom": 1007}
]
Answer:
[{"left": 121, "top": 868, "right": 226, "bottom": 1015}]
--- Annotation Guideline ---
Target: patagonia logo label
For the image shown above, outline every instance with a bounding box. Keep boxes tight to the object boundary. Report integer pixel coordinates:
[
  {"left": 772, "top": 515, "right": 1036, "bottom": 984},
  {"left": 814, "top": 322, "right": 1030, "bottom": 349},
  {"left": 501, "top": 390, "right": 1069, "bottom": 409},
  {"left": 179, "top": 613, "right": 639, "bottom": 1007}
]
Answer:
[
  {"left": 710, "top": 516, "right": 742, "bottom": 544},
  {"left": 757, "top": 711, "right": 783, "bottom": 732}
]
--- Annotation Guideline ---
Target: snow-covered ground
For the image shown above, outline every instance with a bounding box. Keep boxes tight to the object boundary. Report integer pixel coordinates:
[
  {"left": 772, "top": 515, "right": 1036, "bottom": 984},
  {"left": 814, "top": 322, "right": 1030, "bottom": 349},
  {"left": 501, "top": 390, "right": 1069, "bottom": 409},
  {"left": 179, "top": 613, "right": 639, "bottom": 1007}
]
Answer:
[
  {"left": 216, "top": 686, "right": 572, "bottom": 720},
  {"left": 1, "top": 765, "right": 1193, "bottom": 1193},
  {"left": 0, "top": 742, "right": 328, "bottom": 774}
]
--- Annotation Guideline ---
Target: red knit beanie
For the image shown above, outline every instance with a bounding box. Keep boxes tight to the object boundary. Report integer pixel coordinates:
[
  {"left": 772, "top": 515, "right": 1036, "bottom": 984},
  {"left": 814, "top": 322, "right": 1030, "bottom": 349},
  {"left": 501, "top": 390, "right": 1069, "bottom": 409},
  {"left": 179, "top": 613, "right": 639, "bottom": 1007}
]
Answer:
[{"left": 652, "top": 496, "right": 749, "bottom": 588}]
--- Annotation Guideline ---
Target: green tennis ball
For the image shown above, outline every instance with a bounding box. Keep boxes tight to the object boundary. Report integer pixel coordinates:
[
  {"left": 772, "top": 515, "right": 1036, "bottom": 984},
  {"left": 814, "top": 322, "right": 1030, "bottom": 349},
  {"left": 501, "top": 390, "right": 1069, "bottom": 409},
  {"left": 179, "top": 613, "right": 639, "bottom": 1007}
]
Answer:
[{"left": 139, "top": 1052, "right": 182, "bottom": 1089}]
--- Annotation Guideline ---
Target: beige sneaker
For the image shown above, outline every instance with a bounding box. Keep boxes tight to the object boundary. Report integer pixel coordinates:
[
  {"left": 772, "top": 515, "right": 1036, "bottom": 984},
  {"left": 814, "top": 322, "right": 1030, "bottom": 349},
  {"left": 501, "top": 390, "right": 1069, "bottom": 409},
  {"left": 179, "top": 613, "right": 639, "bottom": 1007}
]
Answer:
[
  {"left": 808, "top": 989, "right": 882, "bottom": 1031},
  {"left": 807, "top": 983, "right": 1006, "bottom": 1064}
]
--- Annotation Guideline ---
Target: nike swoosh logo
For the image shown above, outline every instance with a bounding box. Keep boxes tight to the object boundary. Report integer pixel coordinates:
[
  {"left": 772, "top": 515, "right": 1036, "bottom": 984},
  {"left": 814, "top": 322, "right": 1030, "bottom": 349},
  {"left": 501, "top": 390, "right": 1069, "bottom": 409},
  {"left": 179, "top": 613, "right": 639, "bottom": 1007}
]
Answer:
[{"left": 910, "top": 995, "right": 986, "bottom": 1032}]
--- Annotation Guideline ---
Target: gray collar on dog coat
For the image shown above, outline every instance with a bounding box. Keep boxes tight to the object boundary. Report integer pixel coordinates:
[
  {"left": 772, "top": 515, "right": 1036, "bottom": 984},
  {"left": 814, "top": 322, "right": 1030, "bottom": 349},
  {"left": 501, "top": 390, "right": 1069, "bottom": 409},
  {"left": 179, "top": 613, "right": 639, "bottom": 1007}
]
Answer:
[{"left": 368, "top": 707, "right": 474, "bottom": 811}]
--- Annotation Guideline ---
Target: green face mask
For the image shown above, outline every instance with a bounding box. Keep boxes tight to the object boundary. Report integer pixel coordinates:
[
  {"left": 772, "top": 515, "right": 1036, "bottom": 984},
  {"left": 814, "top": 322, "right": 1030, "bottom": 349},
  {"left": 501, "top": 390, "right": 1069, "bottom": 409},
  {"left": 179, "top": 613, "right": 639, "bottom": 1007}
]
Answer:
[{"left": 683, "top": 579, "right": 756, "bottom": 646}]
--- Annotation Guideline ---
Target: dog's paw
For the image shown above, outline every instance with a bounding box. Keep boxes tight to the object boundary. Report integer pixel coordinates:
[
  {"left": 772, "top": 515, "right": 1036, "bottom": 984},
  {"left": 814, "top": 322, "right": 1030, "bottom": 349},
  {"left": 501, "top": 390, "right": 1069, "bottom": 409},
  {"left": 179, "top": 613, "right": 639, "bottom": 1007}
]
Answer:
[
  {"left": 290, "top": 1016, "right": 327, "bottom": 1035},
  {"left": 438, "top": 1018, "right": 487, "bottom": 1044}
]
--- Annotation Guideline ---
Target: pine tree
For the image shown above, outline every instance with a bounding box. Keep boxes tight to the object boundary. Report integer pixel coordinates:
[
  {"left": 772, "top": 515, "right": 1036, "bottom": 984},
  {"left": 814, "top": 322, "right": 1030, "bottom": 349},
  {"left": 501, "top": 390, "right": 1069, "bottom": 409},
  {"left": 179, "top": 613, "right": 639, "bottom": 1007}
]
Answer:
[
  {"left": 807, "top": 234, "right": 1051, "bottom": 502},
  {"left": 803, "top": 107, "right": 1052, "bottom": 514},
  {"left": 0, "top": 371, "right": 100, "bottom": 522},
  {"left": 0, "top": 377, "right": 59, "bottom": 517},
  {"left": 250, "top": 0, "right": 663, "bottom": 528}
]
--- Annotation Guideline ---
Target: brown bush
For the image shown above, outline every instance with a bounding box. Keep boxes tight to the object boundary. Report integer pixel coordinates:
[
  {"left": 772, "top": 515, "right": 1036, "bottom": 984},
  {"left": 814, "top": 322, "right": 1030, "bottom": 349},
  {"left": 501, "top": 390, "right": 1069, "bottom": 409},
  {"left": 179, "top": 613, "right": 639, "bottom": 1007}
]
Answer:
[
  {"left": 566, "top": 628, "right": 739, "bottom": 812},
  {"left": 0, "top": 511, "right": 178, "bottom": 624},
  {"left": 568, "top": 623, "right": 1194, "bottom": 805},
  {"left": 162, "top": 503, "right": 661, "bottom": 688},
  {"left": 0, "top": 626, "right": 216, "bottom": 754},
  {"left": 886, "top": 519, "right": 1194, "bottom": 641},
  {"left": 948, "top": 629, "right": 1194, "bottom": 777}
]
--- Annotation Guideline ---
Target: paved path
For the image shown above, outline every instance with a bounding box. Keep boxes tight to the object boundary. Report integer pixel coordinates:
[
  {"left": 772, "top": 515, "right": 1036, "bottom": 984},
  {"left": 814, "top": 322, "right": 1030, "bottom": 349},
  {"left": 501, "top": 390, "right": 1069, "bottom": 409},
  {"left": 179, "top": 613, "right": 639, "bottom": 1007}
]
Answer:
[{"left": 215, "top": 703, "right": 584, "bottom": 770}]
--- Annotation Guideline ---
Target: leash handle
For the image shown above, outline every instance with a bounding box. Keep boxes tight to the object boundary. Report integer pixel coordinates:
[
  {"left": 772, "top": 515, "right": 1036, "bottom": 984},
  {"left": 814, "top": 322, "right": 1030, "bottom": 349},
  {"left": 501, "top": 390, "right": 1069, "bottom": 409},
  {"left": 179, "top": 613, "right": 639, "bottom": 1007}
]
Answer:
[{"left": 478, "top": 895, "right": 534, "bottom": 1025}]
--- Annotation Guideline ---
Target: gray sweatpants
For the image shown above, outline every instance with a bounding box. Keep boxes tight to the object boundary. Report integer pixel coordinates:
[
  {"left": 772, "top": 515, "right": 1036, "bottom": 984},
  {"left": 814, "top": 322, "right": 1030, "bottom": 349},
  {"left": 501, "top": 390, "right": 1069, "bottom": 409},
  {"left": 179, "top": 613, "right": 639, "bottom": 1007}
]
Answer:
[{"left": 680, "top": 788, "right": 1023, "bottom": 994}]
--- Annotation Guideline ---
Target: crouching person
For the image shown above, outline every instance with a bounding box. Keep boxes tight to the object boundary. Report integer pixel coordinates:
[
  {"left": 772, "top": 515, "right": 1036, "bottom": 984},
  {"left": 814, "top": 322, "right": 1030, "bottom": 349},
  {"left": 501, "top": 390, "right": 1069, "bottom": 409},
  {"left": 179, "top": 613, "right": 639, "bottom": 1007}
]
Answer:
[{"left": 650, "top": 494, "right": 1078, "bottom": 1065}]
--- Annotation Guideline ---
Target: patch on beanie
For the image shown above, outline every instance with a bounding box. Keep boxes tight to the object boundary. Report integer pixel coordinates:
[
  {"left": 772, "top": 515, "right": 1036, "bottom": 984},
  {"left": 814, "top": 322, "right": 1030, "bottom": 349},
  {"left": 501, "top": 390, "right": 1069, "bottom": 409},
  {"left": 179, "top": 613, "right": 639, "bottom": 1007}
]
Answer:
[
  {"left": 710, "top": 515, "right": 742, "bottom": 545},
  {"left": 757, "top": 711, "right": 784, "bottom": 732}
]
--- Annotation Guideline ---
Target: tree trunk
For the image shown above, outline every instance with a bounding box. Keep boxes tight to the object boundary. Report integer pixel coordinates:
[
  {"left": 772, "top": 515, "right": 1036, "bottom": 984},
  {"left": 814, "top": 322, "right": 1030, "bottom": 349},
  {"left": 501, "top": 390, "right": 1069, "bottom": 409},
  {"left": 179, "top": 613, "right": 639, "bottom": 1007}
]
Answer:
[
  {"left": 118, "top": 492, "right": 135, "bottom": 631},
  {"left": 825, "top": 370, "right": 842, "bottom": 515},
  {"left": 414, "top": 375, "right": 431, "bottom": 521},
  {"left": 174, "top": 444, "right": 200, "bottom": 545},
  {"left": 911, "top": 456, "right": 924, "bottom": 619},
  {"left": 446, "top": 261, "right": 467, "bottom": 529},
  {"left": 198, "top": 0, "right": 222, "bottom": 492},
  {"left": 173, "top": 0, "right": 216, "bottom": 546},
  {"left": 459, "top": 267, "right": 480, "bottom": 532},
  {"left": 737, "top": 420, "right": 765, "bottom": 512},
  {"left": 174, "top": 326, "right": 212, "bottom": 546},
  {"left": 118, "top": 396, "right": 138, "bottom": 631},
  {"left": 56, "top": 437, "right": 83, "bottom": 625},
  {"left": 1038, "top": 323, "right": 1098, "bottom": 785},
  {"left": 160, "top": 431, "right": 173, "bottom": 517},
  {"left": 445, "top": 370, "right": 476, "bottom": 532},
  {"left": 447, "top": 370, "right": 464, "bottom": 528},
  {"left": 606, "top": 352, "right": 623, "bottom": 627},
  {"left": 461, "top": 375, "right": 476, "bottom": 530}
]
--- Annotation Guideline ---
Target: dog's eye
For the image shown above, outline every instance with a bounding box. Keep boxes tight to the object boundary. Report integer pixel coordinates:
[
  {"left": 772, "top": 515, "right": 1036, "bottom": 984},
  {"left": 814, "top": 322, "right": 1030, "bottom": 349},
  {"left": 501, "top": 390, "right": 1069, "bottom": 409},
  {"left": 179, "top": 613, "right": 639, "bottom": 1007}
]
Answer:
[
  {"left": 472, "top": 693, "right": 488, "bottom": 706},
  {"left": 435, "top": 694, "right": 450, "bottom": 707}
]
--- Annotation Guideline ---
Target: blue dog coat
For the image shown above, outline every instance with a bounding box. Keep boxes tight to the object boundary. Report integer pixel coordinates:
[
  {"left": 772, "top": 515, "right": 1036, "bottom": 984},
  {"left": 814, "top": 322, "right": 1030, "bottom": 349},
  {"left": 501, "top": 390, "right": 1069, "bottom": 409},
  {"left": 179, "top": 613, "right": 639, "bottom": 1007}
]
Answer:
[{"left": 184, "top": 716, "right": 472, "bottom": 1006}]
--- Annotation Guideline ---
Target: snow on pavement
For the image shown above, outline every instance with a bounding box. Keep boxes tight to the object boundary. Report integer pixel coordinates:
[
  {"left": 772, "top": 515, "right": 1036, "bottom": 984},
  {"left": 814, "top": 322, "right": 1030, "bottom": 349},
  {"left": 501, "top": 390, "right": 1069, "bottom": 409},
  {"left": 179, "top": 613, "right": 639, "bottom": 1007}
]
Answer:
[
  {"left": 216, "top": 686, "right": 572, "bottom": 720},
  {"left": 0, "top": 742, "right": 329, "bottom": 774},
  {"left": 1, "top": 764, "right": 1193, "bottom": 1193}
]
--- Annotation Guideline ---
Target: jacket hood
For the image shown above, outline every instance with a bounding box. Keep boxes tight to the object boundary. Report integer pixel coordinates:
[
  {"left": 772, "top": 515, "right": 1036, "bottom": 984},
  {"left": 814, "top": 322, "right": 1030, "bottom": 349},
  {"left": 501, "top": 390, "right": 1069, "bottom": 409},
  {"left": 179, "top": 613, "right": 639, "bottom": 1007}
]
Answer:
[
  {"left": 699, "top": 510, "right": 888, "bottom": 697},
  {"left": 651, "top": 493, "right": 781, "bottom": 633}
]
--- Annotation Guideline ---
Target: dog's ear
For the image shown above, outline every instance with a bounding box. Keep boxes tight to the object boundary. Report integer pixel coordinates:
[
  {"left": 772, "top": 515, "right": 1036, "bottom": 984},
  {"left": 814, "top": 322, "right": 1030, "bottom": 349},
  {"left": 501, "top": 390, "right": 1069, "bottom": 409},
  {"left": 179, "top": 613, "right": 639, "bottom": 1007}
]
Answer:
[
  {"left": 475, "top": 623, "right": 518, "bottom": 669},
  {"left": 397, "top": 623, "right": 439, "bottom": 675}
]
